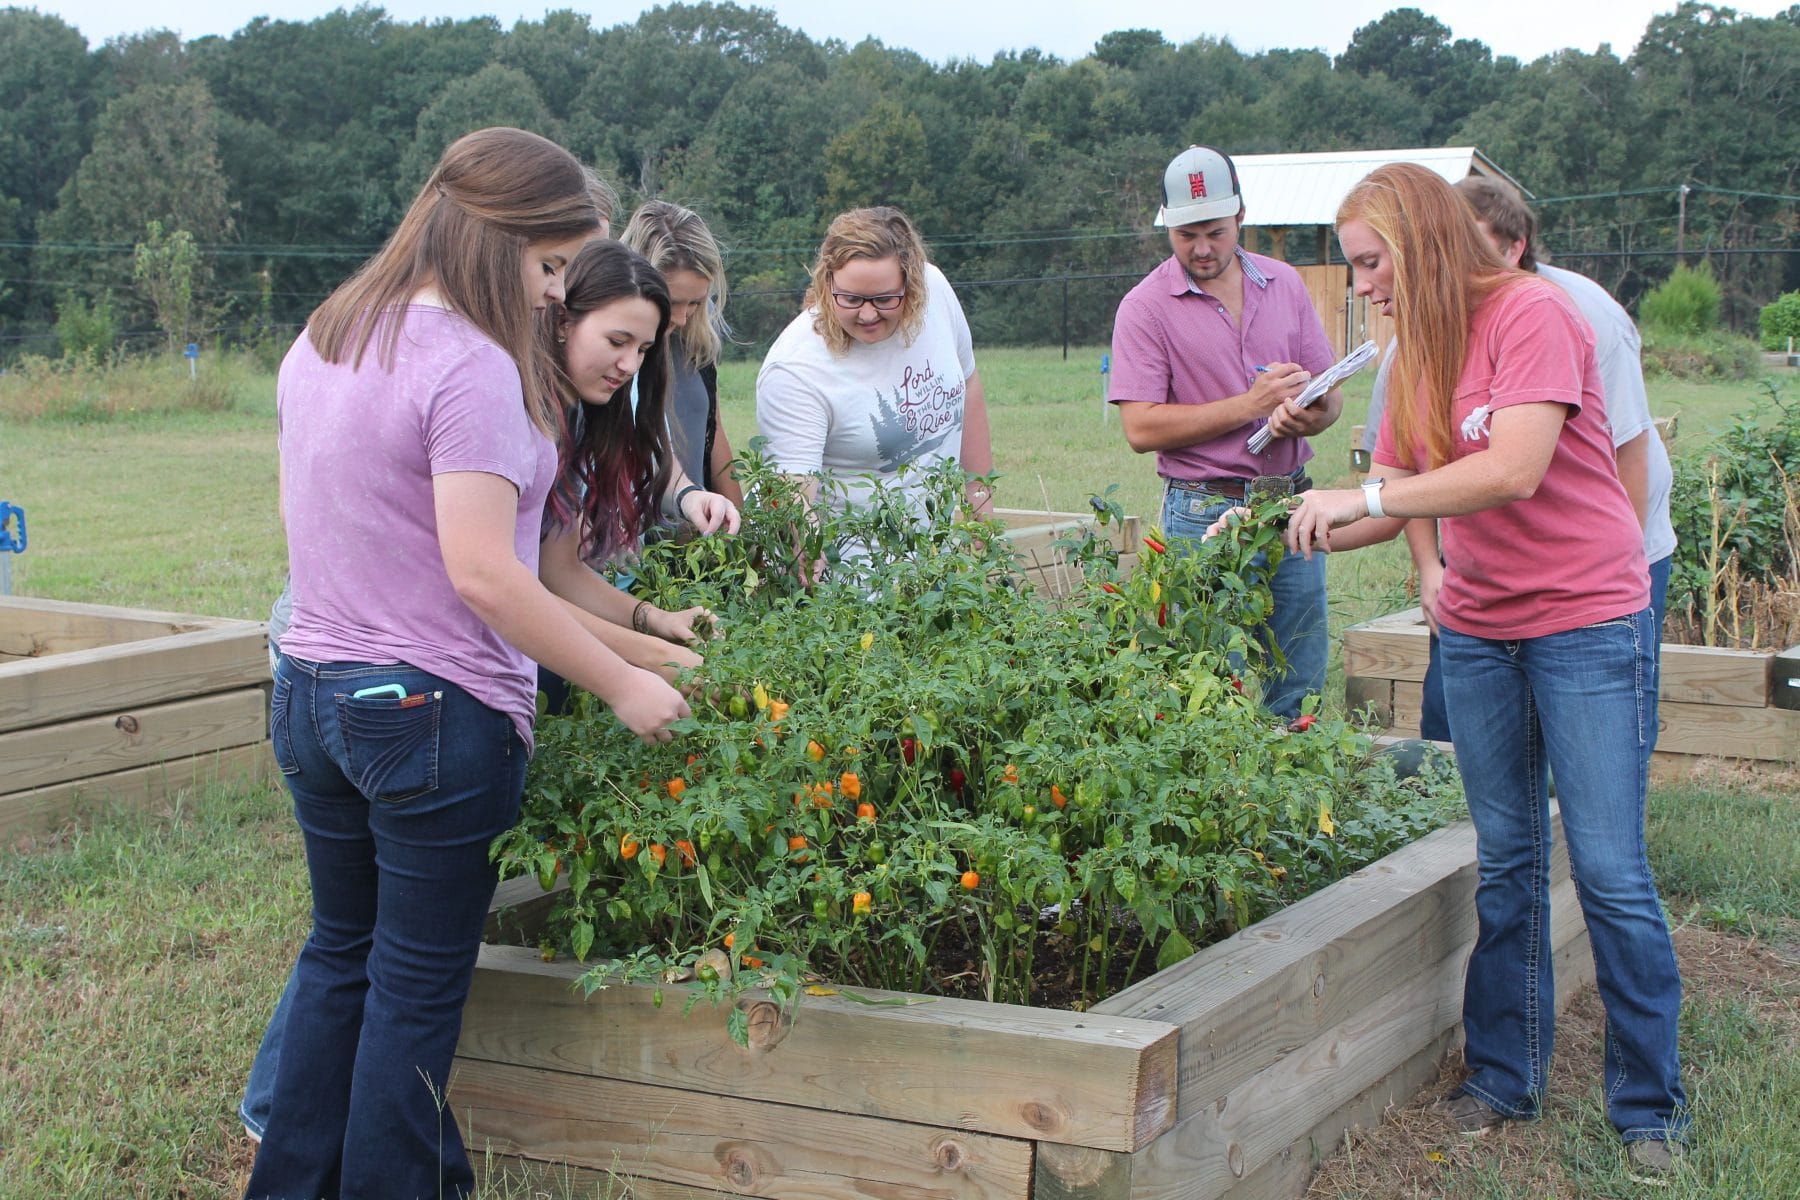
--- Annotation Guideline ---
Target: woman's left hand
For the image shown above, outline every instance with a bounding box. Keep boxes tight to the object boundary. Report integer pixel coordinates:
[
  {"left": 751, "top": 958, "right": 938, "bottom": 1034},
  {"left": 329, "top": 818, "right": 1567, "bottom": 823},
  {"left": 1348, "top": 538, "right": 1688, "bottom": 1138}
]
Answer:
[
  {"left": 681, "top": 489, "right": 741, "bottom": 535},
  {"left": 1284, "top": 488, "right": 1367, "bottom": 558},
  {"left": 651, "top": 604, "right": 720, "bottom": 645}
]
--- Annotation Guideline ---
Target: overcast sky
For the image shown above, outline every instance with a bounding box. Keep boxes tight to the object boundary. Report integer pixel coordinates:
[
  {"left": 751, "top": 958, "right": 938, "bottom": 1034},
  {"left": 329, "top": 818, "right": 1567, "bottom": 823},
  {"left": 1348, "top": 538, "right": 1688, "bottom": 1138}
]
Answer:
[{"left": 24, "top": 1, "right": 1797, "bottom": 65}]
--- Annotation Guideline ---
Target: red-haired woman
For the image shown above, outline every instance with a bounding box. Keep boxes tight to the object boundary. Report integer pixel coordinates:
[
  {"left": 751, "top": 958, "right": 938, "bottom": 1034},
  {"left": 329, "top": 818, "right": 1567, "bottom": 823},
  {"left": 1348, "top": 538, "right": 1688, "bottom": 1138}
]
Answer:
[{"left": 1282, "top": 163, "right": 1686, "bottom": 1177}]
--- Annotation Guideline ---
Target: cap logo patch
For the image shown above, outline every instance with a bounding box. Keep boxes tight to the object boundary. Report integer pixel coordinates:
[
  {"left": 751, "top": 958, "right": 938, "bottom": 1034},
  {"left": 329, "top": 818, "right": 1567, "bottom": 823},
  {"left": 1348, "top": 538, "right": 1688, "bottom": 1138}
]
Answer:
[{"left": 1188, "top": 172, "right": 1208, "bottom": 199}]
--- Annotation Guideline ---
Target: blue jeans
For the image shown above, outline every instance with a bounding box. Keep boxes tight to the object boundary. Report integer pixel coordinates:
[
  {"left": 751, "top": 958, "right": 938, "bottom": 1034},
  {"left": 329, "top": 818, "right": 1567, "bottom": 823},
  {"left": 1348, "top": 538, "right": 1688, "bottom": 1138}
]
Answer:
[
  {"left": 1161, "top": 487, "right": 1327, "bottom": 719},
  {"left": 1419, "top": 553, "right": 1670, "bottom": 750},
  {"left": 245, "top": 656, "right": 526, "bottom": 1200},
  {"left": 240, "top": 960, "right": 294, "bottom": 1139},
  {"left": 1438, "top": 610, "right": 1687, "bottom": 1144}
]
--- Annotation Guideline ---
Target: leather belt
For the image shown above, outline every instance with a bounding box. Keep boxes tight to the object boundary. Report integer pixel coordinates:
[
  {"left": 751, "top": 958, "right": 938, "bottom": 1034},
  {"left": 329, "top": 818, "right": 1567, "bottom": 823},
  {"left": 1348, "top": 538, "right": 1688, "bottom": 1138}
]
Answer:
[{"left": 1164, "top": 472, "right": 1312, "bottom": 501}]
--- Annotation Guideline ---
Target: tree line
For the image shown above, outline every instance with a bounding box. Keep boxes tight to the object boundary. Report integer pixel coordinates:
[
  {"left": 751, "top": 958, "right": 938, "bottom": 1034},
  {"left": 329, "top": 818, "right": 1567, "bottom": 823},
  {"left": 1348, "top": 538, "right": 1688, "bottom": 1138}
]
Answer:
[{"left": 1, "top": 2, "right": 1795, "bottom": 359}]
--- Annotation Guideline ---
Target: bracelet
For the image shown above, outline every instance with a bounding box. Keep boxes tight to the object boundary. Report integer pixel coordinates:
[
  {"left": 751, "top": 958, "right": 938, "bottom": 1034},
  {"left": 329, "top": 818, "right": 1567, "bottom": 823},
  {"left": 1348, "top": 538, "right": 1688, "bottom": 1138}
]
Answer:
[
  {"left": 673, "top": 483, "right": 704, "bottom": 517},
  {"left": 631, "top": 599, "right": 651, "bottom": 635}
]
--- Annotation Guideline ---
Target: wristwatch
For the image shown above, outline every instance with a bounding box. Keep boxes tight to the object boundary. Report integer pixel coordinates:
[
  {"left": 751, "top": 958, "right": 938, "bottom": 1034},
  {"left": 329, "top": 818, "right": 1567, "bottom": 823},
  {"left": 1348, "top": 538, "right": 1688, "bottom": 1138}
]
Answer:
[{"left": 1361, "top": 476, "right": 1386, "bottom": 519}]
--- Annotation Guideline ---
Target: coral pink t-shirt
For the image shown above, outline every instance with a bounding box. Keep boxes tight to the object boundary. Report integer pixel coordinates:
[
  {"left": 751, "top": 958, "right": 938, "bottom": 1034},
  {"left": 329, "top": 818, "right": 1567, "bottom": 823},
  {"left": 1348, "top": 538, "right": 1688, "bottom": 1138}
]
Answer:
[{"left": 1373, "top": 279, "right": 1648, "bottom": 640}]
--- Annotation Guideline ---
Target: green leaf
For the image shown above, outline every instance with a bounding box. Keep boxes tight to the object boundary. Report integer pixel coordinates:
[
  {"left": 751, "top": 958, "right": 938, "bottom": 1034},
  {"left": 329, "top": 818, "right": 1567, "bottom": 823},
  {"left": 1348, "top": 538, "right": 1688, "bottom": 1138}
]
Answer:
[
  {"left": 1155, "top": 928, "right": 1195, "bottom": 972},
  {"left": 571, "top": 920, "right": 595, "bottom": 962},
  {"left": 1112, "top": 866, "right": 1138, "bottom": 903},
  {"left": 697, "top": 864, "right": 714, "bottom": 909}
]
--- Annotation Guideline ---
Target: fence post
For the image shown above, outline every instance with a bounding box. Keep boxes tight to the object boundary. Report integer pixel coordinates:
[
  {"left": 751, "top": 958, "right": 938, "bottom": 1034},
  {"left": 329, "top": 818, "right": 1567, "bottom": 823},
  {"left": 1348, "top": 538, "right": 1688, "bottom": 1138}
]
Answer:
[
  {"left": 1062, "top": 275, "right": 1070, "bottom": 361},
  {"left": 0, "top": 501, "right": 25, "bottom": 596}
]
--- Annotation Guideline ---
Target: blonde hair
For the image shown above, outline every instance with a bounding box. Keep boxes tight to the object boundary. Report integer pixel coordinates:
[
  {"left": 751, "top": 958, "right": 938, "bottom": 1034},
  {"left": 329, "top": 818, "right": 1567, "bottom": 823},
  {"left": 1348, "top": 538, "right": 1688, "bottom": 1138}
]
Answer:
[
  {"left": 620, "top": 199, "right": 729, "bottom": 370},
  {"left": 805, "top": 206, "right": 930, "bottom": 355},
  {"left": 1337, "top": 164, "right": 1522, "bottom": 470},
  {"left": 306, "top": 127, "right": 606, "bottom": 435}
]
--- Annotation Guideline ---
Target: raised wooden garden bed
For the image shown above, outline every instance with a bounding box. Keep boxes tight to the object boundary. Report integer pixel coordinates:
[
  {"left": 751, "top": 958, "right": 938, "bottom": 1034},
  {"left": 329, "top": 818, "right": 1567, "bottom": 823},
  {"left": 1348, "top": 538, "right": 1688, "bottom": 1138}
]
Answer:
[
  {"left": 453, "top": 812, "right": 1591, "bottom": 1199},
  {"left": 1345, "top": 607, "right": 1800, "bottom": 765},
  {"left": 0, "top": 596, "right": 272, "bottom": 840},
  {"left": 993, "top": 507, "right": 1142, "bottom": 599}
]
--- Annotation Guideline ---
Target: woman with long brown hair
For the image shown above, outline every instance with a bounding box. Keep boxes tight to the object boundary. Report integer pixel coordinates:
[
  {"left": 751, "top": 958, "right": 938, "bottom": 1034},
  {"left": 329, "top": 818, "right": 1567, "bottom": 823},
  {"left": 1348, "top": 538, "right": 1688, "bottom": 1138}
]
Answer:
[
  {"left": 1281, "top": 163, "right": 1687, "bottom": 1177},
  {"left": 245, "top": 128, "right": 688, "bottom": 1200}
]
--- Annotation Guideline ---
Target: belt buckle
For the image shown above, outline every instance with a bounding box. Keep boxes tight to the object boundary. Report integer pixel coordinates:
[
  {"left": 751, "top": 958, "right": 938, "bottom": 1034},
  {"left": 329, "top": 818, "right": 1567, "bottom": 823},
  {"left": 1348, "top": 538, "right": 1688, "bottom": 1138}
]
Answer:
[{"left": 1247, "top": 474, "right": 1295, "bottom": 501}]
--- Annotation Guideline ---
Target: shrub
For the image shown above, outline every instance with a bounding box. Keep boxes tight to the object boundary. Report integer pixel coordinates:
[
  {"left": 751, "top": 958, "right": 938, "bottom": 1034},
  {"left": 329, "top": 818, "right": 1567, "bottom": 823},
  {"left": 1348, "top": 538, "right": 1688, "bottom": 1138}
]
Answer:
[
  {"left": 54, "top": 292, "right": 117, "bottom": 364},
  {"left": 1640, "top": 262, "right": 1722, "bottom": 336},
  {"left": 1666, "top": 380, "right": 1800, "bottom": 648},
  {"left": 1760, "top": 291, "right": 1800, "bottom": 352},
  {"left": 0, "top": 350, "right": 253, "bottom": 423},
  {"left": 495, "top": 452, "right": 1465, "bottom": 1034},
  {"left": 1640, "top": 327, "right": 1763, "bottom": 381}
]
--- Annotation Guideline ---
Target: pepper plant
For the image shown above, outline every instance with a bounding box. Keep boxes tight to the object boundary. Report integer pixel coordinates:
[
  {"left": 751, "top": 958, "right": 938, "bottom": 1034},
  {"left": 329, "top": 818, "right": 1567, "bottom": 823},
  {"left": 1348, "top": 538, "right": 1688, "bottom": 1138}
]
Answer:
[{"left": 493, "top": 450, "right": 1463, "bottom": 1041}]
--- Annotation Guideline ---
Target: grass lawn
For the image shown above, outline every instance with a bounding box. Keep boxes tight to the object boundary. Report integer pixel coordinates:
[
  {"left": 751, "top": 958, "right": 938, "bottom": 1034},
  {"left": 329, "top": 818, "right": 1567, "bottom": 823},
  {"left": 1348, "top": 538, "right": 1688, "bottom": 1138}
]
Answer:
[{"left": 2, "top": 350, "right": 1796, "bottom": 1198}]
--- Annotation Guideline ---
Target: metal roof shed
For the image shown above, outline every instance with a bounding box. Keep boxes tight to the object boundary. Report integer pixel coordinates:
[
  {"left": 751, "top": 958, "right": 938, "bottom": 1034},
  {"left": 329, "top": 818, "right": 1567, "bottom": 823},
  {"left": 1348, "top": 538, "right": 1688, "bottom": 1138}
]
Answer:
[
  {"left": 1219, "top": 146, "right": 1528, "bottom": 354},
  {"left": 1235, "top": 146, "right": 1527, "bottom": 262}
]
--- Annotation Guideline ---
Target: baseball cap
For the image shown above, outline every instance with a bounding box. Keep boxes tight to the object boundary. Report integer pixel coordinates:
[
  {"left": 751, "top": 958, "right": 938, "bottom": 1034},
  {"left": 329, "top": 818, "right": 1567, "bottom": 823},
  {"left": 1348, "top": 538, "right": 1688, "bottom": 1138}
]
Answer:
[{"left": 1154, "top": 145, "right": 1243, "bottom": 227}]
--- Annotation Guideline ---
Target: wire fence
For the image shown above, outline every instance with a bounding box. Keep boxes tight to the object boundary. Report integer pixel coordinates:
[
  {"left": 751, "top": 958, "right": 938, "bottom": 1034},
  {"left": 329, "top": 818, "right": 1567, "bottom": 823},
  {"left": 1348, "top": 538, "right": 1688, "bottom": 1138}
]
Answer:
[{"left": 3, "top": 248, "right": 1796, "bottom": 365}]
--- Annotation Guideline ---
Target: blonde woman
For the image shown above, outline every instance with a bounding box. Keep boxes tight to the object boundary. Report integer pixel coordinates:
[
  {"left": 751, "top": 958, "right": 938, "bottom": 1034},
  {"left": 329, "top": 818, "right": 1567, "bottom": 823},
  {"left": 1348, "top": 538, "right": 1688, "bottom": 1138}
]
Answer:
[
  {"left": 621, "top": 199, "right": 744, "bottom": 508},
  {"left": 756, "top": 205, "right": 994, "bottom": 520}
]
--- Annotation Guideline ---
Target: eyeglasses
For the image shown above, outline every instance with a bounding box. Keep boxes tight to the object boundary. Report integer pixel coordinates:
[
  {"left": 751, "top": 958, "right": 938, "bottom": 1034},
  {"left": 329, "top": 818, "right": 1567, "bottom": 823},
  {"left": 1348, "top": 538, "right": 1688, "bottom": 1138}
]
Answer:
[{"left": 830, "top": 290, "right": 905, "bottom": 312}]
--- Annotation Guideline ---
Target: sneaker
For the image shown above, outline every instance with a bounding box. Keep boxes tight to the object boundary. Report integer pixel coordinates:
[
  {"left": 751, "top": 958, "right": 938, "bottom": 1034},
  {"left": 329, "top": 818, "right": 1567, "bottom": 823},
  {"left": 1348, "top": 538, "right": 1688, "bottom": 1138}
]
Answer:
[
  {"left": 242, "top": 1120, "right": 262, "bottom": 1145},
  {"left": 1429, "top": 1092, "right": 1508, "bottom": 1136},
  {"left": 1625, "top": 1139, "right": 1681, "bottom": 1185}
]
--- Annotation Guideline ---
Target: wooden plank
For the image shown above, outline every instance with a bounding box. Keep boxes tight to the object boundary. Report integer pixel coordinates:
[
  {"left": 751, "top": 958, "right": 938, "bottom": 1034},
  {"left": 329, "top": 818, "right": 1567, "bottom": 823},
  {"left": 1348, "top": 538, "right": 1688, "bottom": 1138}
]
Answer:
[
  {"left": 1656, "top": 643, "right": 1773, "bottom": 708},
  {"left": 1034, "top": 1142, "right": 1133, "bottom": 1200},
  {"left": 1121, "top": 877, "right": 1583, "bottom": 1200},
  {"left": 1656, "top": 700, "right": 1800, "bottom": 761},
  {"left": 0, "top": 595, "right": 222, "bottom": 656},
  {"left": 449, "top": 1056, "right": 1036, "bottom": 1200},
  {"left": 1390, "top": 681, "right": 1424, "bottom": 736},
  {"left": 1217, "top": 1026, "right": 1459, "bottom": 1200},
  {"left": 0, "top": 687, "right": 268, "bottom": 795},
  {"left": 0, "top": 622, "right": 268, "bottom": 733},
  {"left": 458, "top": 944, "right": 1178, "bottom": 1152},
  {"left": 0, "top": 741, "right": 276, "bottom": 842},
  {"left": 473, "top": 1154, "right": 740, "bottom": 1199},
  {"left": 1107, "top": 900, "right": 1594, "bottom": 1200},
  {"left": 1094, "top": 816, "right": 1576, "bottom": 1123},
  {"left": 1342, "top": 621, "right": 1431, "bottom": 684}
]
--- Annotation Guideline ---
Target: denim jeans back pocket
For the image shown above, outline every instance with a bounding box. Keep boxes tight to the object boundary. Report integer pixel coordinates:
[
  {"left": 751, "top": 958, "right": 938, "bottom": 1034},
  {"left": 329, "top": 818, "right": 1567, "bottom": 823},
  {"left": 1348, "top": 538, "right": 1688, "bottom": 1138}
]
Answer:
[
  {"left": 335, "top": 690, "right": 442, "bottom": 803},
  {"left": 269, "top": 670, "right": 301, "bottom": 777}
]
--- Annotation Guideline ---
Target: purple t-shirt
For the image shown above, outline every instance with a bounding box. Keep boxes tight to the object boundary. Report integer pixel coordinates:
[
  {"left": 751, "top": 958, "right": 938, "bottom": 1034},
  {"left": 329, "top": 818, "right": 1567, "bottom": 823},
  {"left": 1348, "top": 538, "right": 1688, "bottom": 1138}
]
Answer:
[
  {"left": 276, "top": 306, "right": 558, "bottom": 749},
  {"left": 1108, "top": 250, "right": 1336, "bottom": 480}
]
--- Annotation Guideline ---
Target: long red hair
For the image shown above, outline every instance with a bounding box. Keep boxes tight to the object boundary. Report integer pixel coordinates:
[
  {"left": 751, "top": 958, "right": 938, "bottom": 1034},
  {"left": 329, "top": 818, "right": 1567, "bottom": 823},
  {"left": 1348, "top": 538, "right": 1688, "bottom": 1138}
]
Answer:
[{"left": 1338, "top": 165, "right": 1524, "bottom": 470}]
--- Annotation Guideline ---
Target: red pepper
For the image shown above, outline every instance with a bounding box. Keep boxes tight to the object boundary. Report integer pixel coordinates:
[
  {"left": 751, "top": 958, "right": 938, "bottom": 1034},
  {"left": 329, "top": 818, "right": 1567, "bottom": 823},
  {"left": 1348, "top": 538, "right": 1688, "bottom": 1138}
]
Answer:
[
  {"left": 1229, "top": 675, "right": 1244, "bottom": 694},
  {"left": 1157, "top": 602, "right": 1167, "bottom": 627},
  {"left": 1287, "top": 714, "right": 1317, "bottom": 732},
  {"left": 1143, "top": 535, "right": 1167, "bottom": 555},
  {"left": 1100, "top": 582, "right": 1121, "bottom": 595}
]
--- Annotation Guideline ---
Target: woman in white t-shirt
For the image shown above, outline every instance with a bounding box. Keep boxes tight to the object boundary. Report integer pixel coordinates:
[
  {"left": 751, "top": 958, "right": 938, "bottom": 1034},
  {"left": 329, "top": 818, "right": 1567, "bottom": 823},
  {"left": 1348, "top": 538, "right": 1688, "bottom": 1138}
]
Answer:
[{"left": 756, "top": 206, "right": 994, "bottom": 522}]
